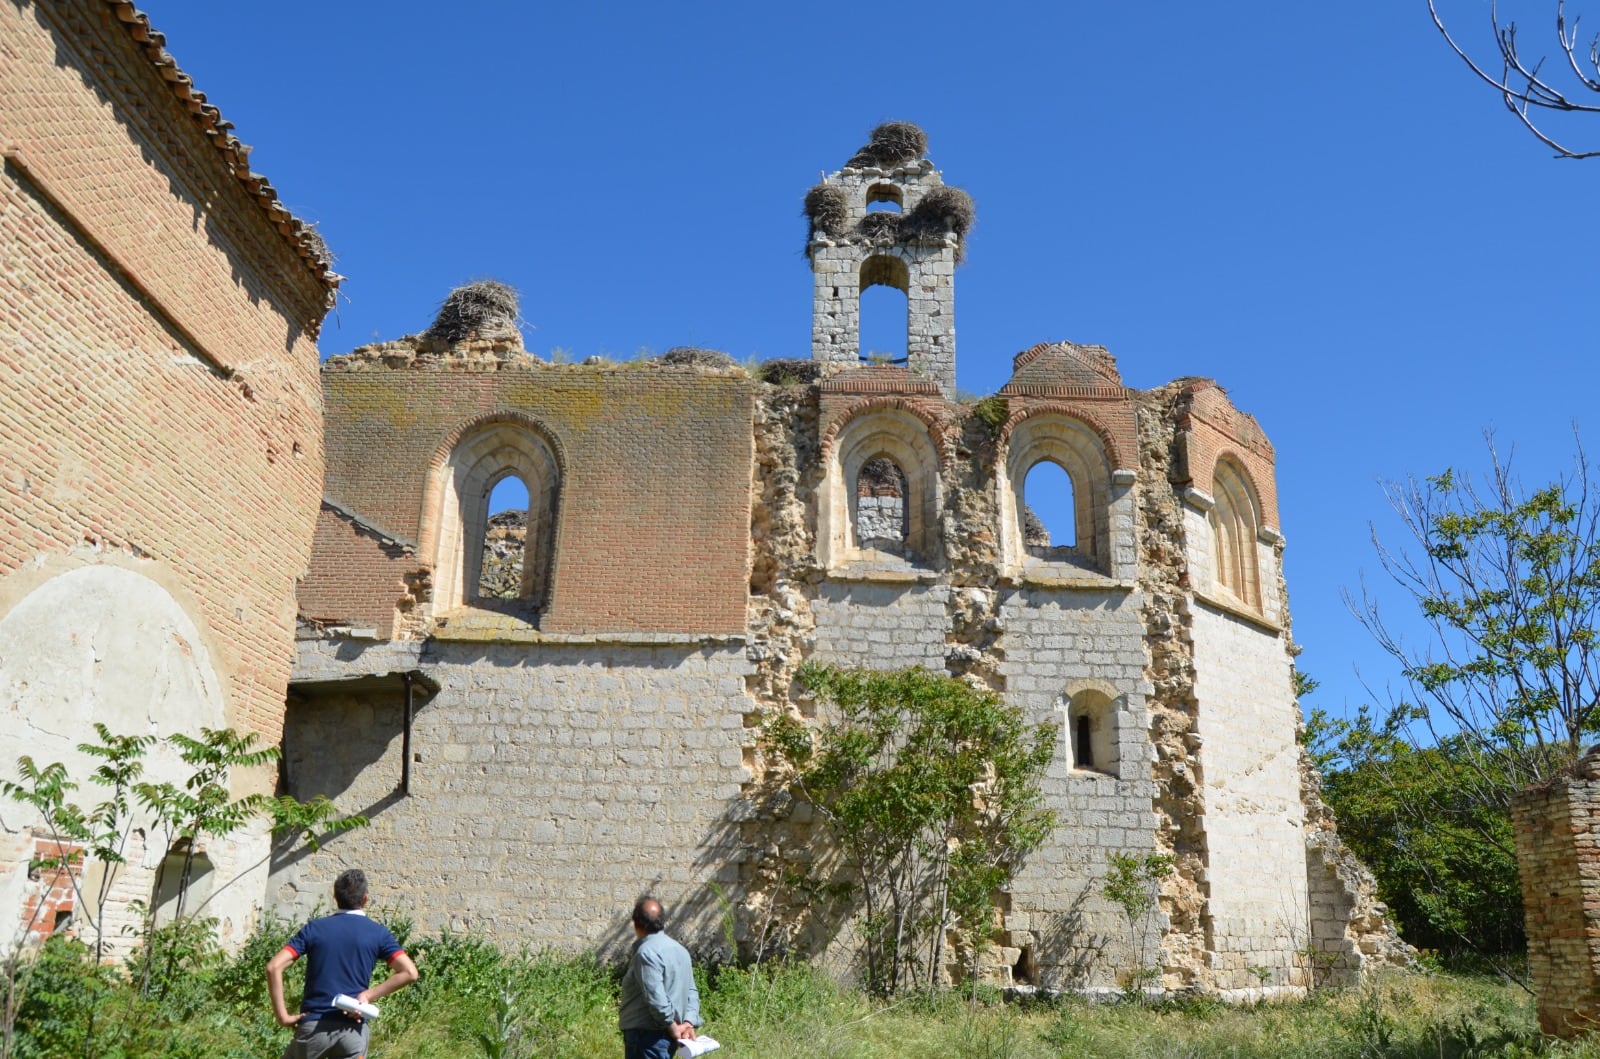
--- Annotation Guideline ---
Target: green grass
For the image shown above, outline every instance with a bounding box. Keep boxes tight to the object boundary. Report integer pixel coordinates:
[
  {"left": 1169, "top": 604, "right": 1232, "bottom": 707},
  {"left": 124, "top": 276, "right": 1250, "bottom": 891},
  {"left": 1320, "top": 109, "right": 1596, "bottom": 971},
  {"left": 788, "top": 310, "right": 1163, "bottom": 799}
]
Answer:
[{"left": 9, "top": 924, "right": 1600, "bottom": 1059}]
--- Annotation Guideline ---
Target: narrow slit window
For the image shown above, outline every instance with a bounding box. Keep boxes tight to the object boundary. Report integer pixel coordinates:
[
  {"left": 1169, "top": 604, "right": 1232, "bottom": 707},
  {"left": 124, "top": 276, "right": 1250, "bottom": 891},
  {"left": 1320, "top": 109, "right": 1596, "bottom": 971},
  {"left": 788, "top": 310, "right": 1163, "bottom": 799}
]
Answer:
[{"left": 1074, "top": 714, "right": 1093, "bottom": 768}]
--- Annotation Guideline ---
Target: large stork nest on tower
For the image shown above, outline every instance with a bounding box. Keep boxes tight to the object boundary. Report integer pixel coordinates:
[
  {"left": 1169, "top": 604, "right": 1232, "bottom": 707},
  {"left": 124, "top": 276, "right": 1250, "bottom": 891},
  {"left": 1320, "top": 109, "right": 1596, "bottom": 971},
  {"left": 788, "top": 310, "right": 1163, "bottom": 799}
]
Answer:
[
  {"left": 426, "top": 280, "right": 522, "bottom": 342},
  {"left": 804, "top": 185, "right": 850, "bottom": 238},
  {"left": 846, "top": 122, "right": 928, "bottom": 169},
  {"left": 905, "top": 186, "right": 976, "bottom": 239}
]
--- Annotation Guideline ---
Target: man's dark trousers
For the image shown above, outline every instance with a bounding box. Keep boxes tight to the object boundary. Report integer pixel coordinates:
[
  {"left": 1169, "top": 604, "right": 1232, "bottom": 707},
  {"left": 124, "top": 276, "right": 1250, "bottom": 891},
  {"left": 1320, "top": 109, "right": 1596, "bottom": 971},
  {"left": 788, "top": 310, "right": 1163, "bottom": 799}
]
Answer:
[{"left": 622, "top": 1027, "right": 675, "bottom": 1059}]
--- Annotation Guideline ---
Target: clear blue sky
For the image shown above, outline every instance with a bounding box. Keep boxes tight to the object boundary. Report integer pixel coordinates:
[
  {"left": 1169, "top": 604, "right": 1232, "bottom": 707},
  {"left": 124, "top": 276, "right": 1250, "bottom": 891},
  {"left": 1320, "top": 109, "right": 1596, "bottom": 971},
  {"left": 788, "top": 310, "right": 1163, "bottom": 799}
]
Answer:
[{"left": 147, "top": 0, "right": 1597, "bottom": 725}]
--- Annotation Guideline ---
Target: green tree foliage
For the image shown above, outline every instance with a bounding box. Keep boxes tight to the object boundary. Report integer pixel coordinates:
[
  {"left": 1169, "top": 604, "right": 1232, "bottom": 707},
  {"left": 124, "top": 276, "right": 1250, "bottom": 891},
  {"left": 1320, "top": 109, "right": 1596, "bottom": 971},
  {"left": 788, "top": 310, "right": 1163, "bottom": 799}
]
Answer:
[
  {"left": 1, "top": 727, "right": 366, "bottom": 1058},
  {"left": 764, "top": 664, "right": 1058, "bottom": 997},
  {"left": 1330, "top": 438, "right": 1600, "bottom": 965},
  {"left": 1304, "top": 708, "right": 1524, "bottom": 959},
  {"left": 1351, "top": 440, "right": 1600, "bottom": 790},
  {"left": 1101, "top": 852, "right": 1174, "bottom": 995}
]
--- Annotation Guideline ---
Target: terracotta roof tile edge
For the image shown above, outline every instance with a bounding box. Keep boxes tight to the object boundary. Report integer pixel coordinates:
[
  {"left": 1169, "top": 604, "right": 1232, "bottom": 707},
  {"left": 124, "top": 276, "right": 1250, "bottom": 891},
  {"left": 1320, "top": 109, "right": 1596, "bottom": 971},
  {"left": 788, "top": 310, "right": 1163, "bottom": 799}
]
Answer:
[{"left": 106, "top": 2, "right": 340, "bottom": 290}]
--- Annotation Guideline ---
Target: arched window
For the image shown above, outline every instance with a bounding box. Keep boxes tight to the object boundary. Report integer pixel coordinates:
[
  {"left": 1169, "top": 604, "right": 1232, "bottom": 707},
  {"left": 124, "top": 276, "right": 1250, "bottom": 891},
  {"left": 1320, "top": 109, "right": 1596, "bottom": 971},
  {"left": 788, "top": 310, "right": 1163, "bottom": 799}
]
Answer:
[
  {"left": 430, "top": 418, "right": 561, "bottom": 615},
  {"left": 1067, "top": 689, "right": 1116, "bottom": 775},
  {"left": 819, "top": 407, "right": 941, "bottom": 570},
  {"left": 1001, "top": 415, "right": 1112, "bottom": 575},
  {"left": 478, "top": 475, "right": 529, "bottom": 600},
  {"left": 854, "top": 456, "right": 909, "bottom": 554},
  {"left": 151, "top": 843, "right": 213, "bottom": 926},
  {"left": 1022, "top": 460, "right": 1077, "bottom": 555},
  {"left": 865, "top": 184, "right": 904, "bottom": 212},
  {"left": 1211, "top": 459, "right": 1261, "bottom": 609},
  {"left": 859, "top": 254, "right": 909, "bottom": 365}
]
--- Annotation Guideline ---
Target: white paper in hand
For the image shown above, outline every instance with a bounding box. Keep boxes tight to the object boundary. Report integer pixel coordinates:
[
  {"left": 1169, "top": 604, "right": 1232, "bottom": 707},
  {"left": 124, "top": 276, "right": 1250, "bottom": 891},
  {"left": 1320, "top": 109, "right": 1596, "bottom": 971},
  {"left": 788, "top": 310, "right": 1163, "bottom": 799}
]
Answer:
[
  {"left": 673, "top": 1037, "right": 720, "bottom": 1057},
  {"left": 333, "top": 994, "right": 380, "bottom": 1020}
]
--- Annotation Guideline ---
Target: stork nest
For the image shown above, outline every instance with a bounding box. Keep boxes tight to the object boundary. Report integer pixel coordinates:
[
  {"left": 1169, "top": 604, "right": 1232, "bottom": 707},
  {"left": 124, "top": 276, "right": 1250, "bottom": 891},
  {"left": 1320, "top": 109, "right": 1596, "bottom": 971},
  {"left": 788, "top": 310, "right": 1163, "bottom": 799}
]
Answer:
[
  {"left": 427, "top": 281, "right": 521, "bottom": 342},
  {"left": 904, "top": 187, "right": 976, "bottom": 239},
  {"left": 858, "top": 212, "right": 902, "bottom": 239},
  {"left": 846, "top": 122, "right": 928, "bottom": 169},
  {"left": 804, "top": 185, "right": 850, "bottom": 237},
  {"left": 757, "top": 358, "right": 820, "bottom": 385},
  {"left": 658, "top": 346, "right": 737, "bottom": 369}
]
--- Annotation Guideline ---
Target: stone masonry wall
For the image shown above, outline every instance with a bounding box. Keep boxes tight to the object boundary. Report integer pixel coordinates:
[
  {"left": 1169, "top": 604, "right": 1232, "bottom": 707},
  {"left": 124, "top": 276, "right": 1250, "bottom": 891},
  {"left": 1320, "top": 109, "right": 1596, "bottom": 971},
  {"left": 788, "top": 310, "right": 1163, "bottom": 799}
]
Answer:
[
  {"left": 1189, "top": 603, "right": 1308, "bottom": 992},
  {"left": 1511, "top": 750, "right": 1600, "bottom": 1038},
  {"left": 286, "top": 342, "right": 1389, "bottom": 993},
  {"left": 275, "top": 637, "right": 752, "bottom": 954}
]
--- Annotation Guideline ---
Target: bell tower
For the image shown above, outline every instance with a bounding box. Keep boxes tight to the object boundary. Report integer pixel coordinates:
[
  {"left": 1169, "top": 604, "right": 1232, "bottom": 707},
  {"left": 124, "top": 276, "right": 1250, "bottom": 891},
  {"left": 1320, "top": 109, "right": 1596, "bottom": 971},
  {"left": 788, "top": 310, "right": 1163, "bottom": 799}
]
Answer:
[{"left": 804, "top": 123, "right": 974, "bottom": 396}]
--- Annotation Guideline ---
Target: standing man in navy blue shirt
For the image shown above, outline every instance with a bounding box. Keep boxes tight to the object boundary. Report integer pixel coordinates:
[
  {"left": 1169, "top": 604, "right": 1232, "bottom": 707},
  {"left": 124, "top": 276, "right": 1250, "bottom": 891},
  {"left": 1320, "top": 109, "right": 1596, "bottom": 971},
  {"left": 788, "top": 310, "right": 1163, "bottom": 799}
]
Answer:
[{"left": 267, "top": 868, "right": 419, "bottom": 1059}]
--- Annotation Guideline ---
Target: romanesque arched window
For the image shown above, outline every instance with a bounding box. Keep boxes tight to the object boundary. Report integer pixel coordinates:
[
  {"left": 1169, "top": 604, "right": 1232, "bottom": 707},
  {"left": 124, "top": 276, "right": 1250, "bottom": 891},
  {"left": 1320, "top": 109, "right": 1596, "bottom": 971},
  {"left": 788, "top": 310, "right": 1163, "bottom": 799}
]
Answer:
[
  {"left": 859, "top": 254, "right": 910, "bottom": 365},
  {"left": 430, "top": 418, "right": 561, "bottom": 615},
  {"left": 1067, "top": 688, "right": 1116, "bottom": 776},
  {"left": 1211, "top": 459, "right": 1261, "bottom": 609},
  {"left": 1001, "top": 415, "right": 1112, "bottom": 575},
  {"left": 819, "top": 407, "right": 941, "bottom": 570}
]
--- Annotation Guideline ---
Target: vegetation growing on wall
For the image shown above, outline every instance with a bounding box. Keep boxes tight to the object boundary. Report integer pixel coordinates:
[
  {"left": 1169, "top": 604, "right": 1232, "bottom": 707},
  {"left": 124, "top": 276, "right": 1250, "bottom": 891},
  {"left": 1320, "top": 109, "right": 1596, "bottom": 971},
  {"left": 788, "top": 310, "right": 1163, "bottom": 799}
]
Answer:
[
  {"left": 763, "top": 664, "right": 1058, "bottom": 996},
  {"left": 1, "top": 728, "right": 364, "bottom": 1059}
]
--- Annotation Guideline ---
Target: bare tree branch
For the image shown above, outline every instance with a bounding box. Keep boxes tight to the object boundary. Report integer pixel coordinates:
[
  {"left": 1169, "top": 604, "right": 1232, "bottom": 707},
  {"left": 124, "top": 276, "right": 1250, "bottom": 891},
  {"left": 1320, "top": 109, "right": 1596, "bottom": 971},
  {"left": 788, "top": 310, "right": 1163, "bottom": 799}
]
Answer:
[{"left": 1430, "top": 0, "right": 1600, "bottom": 157}]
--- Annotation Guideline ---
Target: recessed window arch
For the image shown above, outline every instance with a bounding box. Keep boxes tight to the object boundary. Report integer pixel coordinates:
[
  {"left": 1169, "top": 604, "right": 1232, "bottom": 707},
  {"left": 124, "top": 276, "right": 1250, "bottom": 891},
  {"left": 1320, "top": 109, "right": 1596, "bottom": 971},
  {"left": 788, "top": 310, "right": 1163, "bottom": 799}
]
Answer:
[
  {"left": 865, "top": 183, "right": 903, "bottom": 213},
  {"left": 151, "top": 843, "right": 213, "bottom": 926},
  {"left": 1001, "top": 414, "right": 1112, "bottom": 574},
  {"left": 1067, "top": 688, "right": 1117, "bottom": 775},
  {"left": 429, "top": 417, "right": 561, "bottom": 615},
  {"left": 1211, "top": 458, "right": 1262, "bottom": 609},
  {"left": 820, "top": 407, "right": 942, "bottom": 570}
]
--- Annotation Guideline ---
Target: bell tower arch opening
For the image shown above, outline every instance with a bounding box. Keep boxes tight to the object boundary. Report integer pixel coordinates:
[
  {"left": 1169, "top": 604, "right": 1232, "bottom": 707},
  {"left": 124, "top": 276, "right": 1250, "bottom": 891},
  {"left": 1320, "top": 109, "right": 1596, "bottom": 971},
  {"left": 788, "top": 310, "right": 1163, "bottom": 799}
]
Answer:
[{"left": 804, "top": 122, "right": 973, "bottom": 396}]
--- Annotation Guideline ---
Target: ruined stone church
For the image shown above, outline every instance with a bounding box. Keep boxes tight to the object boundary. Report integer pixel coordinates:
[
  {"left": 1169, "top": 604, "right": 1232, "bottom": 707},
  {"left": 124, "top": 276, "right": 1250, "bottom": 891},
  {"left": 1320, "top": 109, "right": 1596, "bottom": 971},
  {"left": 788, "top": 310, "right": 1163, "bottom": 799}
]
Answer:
[{"left": 2, "top": 0, "right": 1401, "bottom": 997}]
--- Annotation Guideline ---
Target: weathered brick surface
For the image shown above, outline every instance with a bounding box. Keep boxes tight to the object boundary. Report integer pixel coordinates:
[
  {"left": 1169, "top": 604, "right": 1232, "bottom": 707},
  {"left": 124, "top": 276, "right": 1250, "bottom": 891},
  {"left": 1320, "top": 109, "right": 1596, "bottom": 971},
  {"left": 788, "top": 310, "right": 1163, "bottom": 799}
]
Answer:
[
  {"left": 1512, "top": 752, "right": 1600, "bottom": 1038},
  {"left": 310, "top": 351, "right": 753, "bottom": 635},
  {"left": 1, "top": 0, "right": 329, "bottom": 738},
  {"left": 1, "top": 0, "right": 329, "bottom": 955}
]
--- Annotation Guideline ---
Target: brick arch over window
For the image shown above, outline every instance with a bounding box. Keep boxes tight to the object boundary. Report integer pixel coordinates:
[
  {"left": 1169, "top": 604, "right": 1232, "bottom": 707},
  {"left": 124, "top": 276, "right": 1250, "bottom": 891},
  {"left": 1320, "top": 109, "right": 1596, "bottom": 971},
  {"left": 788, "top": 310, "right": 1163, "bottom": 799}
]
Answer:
[
  {"left": 999, "top": 413, "right": 1113, "bottom": 574},
  {"left": 1211, "top": 456, "right": 1262, "bottom": 609},
  {"left": 819, "top": 406, "right": 942, "bottom": 569},
  {"left": 422, "top": 415, "right": 563, "bottom": 614}
]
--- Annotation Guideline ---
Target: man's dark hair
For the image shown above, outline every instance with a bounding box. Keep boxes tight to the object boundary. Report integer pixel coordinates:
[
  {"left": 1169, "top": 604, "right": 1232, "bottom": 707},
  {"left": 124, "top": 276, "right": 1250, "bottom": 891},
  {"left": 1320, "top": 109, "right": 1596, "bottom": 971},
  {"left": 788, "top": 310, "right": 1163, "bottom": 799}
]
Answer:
[
  {"left": 632, "top": 896, "right": 664, "bottom": 934},
  {"left": 334, "top": 869, "right": 369, "bottom": 910}
]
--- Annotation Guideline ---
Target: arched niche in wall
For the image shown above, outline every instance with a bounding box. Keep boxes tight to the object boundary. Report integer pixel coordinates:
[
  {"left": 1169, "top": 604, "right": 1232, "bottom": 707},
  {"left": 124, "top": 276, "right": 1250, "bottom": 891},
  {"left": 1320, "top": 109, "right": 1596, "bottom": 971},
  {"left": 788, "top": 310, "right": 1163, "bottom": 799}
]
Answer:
[
  {"left": 999, "top": 413, "right": 1114, "bottom": 576},
  {"left": 819, "top": 406, "right": 942, "bottom": 571},
  {"left": 1064, "top": 686, "right": 1119, "bottom": 777},
  {"left": 1210, "top": 457, "right": 1263, "bottom": 610},
  {"left": 426, "top": 415, "right": 562, "bottom": 615}
]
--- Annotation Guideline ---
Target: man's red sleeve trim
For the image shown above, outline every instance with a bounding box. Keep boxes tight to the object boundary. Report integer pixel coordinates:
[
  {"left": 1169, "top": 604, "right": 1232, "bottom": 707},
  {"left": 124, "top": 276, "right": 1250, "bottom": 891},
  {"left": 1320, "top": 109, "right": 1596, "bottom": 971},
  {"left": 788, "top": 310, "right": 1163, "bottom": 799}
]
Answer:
[
  {"left": 280, "top": 944, "right": 301, "bottom": 959},
  {"left": 386, "top": 949, "right": 407, "bottom": 965}
]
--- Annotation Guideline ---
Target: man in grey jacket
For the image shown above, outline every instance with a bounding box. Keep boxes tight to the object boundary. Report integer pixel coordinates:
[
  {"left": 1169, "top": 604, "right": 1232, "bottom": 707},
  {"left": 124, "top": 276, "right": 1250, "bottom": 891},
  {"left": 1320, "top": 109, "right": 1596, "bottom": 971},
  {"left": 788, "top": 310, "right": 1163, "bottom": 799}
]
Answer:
[{"left": 618, "top": 896, "right": 702, "bottom": 1059}]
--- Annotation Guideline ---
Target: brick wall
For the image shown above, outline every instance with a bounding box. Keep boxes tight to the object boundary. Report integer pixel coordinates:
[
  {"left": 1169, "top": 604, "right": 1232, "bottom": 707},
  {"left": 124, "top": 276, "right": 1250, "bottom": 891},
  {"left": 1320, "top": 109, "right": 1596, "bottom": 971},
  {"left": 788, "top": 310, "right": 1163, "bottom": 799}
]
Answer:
[
  {"left": 312, "top": 352, "right": 753, "bottom": 635},
  {"left": 0, "top": 0, "right": 330, "bottom": 954},
  {"left": 1, "top": 0, "right": 330, "bottom": 739},
  {"left": 1511, "top": 751, "right": 1600, "bottom": 1038}
]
